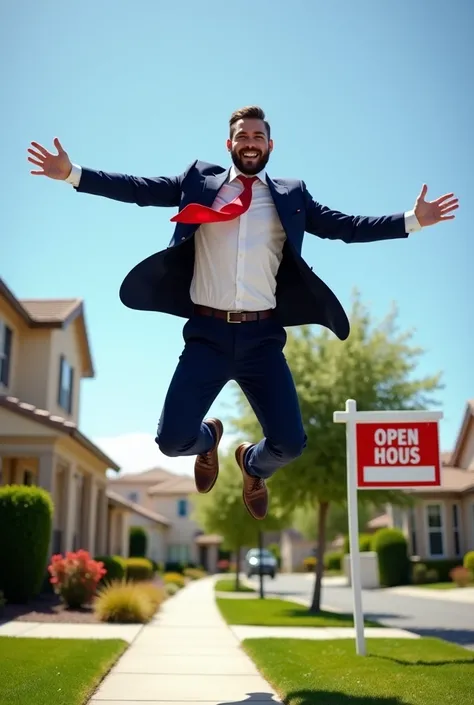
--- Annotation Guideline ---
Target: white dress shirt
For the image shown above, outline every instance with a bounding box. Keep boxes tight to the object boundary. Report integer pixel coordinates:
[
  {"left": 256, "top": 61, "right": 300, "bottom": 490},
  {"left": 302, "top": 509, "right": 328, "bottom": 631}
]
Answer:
[{"left": 66, "top": 163, "right": 421, "bottom": 312}]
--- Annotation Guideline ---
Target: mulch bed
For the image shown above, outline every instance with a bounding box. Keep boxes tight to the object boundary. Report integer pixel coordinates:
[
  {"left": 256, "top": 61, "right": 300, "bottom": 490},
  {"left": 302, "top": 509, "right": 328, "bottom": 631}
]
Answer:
[
  {"left": 0, "top": 591, "right": 100, "bottom": 624},
  {"left": 0, "top": 575, "right": 168, "bottom": 624}
]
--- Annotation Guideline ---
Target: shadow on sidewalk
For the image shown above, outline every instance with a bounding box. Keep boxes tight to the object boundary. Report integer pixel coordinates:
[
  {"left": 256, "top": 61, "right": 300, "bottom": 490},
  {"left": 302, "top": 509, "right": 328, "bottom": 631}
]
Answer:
[
  {"left": 218, "top": 692, "right": 404, "bottom": 705},
  {"left": 218, "top": 693, "right": 282, "bottom": 705}
]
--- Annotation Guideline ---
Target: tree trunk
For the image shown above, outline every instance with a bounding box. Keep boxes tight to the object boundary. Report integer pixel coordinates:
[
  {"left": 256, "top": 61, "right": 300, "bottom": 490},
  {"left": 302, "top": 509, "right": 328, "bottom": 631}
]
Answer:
[
  {"left": 235, "top": 546, "right": 242, "bottom": 591},
  {"left": 309, "top": 500, "right": 329, "bottom": 613}
]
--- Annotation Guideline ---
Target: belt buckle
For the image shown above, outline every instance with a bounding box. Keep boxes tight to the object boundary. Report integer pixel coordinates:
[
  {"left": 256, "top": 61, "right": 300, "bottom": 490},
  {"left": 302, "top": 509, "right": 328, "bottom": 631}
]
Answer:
[{"left": 227, "top": 310, "right": 243, "bottom": 323}]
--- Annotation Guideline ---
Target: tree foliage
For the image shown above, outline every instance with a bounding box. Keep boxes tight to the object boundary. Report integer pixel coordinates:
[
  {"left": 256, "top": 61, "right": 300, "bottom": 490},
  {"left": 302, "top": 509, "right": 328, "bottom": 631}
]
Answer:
[{"left": 228, "top": 292, "right": 442, "bottom": 610}]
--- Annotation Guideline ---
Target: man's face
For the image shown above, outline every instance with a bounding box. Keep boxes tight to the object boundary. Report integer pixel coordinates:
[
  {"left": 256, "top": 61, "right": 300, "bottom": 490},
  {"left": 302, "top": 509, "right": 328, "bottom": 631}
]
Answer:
[{"left": 227, "top": 118, "right": 273, "bottom": 175}]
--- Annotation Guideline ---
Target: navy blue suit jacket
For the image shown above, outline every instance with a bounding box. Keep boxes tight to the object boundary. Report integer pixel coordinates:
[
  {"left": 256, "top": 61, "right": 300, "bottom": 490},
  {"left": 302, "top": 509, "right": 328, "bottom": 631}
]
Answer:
[{"left": 75, "top": 159, "right": 409, "bottom": 340}]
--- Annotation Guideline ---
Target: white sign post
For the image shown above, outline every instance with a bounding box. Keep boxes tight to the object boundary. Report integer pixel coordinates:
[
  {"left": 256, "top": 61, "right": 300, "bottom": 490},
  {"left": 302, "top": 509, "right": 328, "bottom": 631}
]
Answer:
[{"left": 333, "top": 399, "right": 443, "bottom": 656}]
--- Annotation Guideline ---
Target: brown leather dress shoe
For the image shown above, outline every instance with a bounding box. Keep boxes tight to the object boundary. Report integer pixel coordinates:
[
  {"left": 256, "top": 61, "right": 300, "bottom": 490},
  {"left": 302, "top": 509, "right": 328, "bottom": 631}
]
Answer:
[
  {"left": 194, "top": 418, "right": 223, "bottom": 493},
  {"left": 235, "top": 442, "right": 268, "bottom": 520}
]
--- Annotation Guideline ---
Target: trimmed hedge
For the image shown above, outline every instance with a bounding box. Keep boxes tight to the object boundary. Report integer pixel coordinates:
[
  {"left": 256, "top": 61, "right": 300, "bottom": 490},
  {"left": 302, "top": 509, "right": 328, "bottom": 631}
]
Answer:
[
  {"left": 125, "top": 557, "right": 154, "bottom": 581},
  {"left": 95, "top": 555, "right": 127, "bottom": 585},
  {"left": 129, "top": 526, "right": 147, "bottom": 557},
  {"left": 372, "top": 528, "right": 410, "bottom": 587},
  {"left": 0, "top": 485, "right": 53, "bottom": 602},
  {"left": 324, "top": 551, "right": 342, "bottom": 571}
]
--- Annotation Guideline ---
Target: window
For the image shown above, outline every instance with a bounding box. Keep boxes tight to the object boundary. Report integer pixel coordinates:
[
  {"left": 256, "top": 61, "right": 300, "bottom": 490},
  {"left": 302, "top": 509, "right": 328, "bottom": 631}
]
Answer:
[
  {"left": 23, "top": 470, "right": 33, "bottom": 486},
  {"left": 58, "top": 355, "right": 74, "bottom": 413},
  {"left": 167, "top": 544, "right": 190, "bottom": 563},
  {"left": 177, "top": 498, "right": 187, "bottom": 517},
  {"left": 425, "top": 504, "right": 444, "bottom": 557},
  {"left": 0, "top": 320, "right": 13, "bottom": 387},
  {"left": 452, "top": 504, "right": 461, "bottom": 557}
]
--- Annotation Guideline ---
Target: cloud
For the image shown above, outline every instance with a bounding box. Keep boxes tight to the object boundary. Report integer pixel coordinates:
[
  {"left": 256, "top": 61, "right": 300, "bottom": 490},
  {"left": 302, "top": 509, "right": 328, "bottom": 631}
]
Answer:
[{"left": 94, "top": 431, "right": 236, "bottom": 478}]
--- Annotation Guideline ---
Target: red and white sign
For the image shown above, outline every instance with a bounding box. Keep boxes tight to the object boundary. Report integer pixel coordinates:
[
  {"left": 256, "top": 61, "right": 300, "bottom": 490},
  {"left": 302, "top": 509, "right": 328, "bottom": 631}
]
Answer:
[{"left": 356, "top": 421, "right": 441, "bottom": 488}]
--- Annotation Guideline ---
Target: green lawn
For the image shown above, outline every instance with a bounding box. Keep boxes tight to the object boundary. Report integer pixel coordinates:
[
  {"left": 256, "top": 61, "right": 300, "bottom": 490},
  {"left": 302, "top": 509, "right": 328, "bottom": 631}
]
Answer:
[
  {"left": 420, "top": 582, "right": 474, "bottom": 590},
  {"left": 0, "top": 637, "right": 127, "bottom": 705},
  {"left": 214, "top": 579, "right": 255, "bottom": 592},
  {"left": 216, "top": 597, "right": 381, "bottom": 627},
  {"left": 243, "top": 637, "right": 474, "bottom": 705}
]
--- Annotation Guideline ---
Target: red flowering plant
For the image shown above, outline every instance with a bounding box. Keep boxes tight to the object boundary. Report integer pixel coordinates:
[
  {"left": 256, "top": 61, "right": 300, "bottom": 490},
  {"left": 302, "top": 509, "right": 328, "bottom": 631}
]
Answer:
[{"left": 48, "top": 550, "right": 107, "bottom": 608}]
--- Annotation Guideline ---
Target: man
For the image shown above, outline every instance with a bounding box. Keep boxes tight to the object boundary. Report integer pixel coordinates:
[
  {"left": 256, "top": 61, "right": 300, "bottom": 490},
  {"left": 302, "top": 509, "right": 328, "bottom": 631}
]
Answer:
[{"left": 27, "top": 106, "right": 458, "bottom": 520}]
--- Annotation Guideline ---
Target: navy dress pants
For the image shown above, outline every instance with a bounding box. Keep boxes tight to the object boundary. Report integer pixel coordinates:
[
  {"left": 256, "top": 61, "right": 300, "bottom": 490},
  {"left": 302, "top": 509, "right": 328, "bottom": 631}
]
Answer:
[{"left": 156, "top": 314, "right": 307, "bottom": 479}]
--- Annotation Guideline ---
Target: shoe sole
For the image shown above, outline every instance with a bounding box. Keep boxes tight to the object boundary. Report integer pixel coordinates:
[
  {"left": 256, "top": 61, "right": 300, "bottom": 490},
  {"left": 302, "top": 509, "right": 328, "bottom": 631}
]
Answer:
[{"left": 195, "top": 418, "right": 224, "bottom": 494}]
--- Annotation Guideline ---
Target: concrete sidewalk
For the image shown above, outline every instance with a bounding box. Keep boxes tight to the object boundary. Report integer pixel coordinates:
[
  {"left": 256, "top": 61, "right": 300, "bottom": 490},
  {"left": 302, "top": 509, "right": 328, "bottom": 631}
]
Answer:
[{"left": 90, "top": 576, "right": 282, "bottom": 704}]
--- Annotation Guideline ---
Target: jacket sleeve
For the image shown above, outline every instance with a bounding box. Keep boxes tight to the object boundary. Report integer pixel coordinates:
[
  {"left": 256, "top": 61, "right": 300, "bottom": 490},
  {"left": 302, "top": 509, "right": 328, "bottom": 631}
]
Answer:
[
  {"left": 302, "top": 181, "right": 409, "bottom": 243},
  {"left": 74, "top": 160, "right": 197, "bottom": 207}
]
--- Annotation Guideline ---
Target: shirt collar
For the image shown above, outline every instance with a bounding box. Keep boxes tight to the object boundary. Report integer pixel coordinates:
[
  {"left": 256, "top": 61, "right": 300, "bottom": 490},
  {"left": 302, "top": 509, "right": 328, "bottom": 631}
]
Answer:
[{"left": 229, "top": 164, "right": 267, "bottom": 184}]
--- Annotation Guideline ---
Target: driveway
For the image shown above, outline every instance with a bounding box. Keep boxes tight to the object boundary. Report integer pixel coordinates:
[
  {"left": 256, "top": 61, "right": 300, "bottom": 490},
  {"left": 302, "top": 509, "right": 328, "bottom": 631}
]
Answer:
[{"left": 247, "top": 572, "right": 474, "bottom": 650}]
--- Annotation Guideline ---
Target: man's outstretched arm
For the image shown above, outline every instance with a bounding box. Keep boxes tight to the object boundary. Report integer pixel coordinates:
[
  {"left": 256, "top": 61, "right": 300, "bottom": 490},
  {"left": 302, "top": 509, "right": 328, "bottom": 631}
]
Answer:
[
  {"left": 303, "top": 182, "right": 459, "bottom": 243},
  {"left": 27, "top": 137, "right": 192, "bottom": 207}
]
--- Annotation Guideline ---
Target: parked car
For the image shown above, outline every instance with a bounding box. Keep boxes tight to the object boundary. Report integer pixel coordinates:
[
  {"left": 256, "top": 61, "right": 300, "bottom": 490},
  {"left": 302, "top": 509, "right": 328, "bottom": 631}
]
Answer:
[{"left": 245, "top": 548, "right": 278, "bottom": 579}]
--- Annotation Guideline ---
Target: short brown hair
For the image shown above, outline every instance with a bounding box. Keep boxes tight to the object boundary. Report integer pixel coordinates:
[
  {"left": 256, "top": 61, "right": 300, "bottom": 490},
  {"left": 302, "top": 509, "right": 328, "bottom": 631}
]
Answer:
[{"left": 229, "top": 106, "right": 271, "bottom": 139}]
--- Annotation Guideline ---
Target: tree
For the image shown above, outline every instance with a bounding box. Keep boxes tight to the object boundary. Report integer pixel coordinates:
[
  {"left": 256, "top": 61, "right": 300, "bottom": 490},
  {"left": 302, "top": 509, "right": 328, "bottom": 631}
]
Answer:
[
  {"left": 229, "top": 292, "right": 442, "bottom": 611},
  {"left": 192, "top": 452, "right": 290, "bottom": 591},
  {"left": 292, "top": 500, "right": 378, "bottom": 543}
]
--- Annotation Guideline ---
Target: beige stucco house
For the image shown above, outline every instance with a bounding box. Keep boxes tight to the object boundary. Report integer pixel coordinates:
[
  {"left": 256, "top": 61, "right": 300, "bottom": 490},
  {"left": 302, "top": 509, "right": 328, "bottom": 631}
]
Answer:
[
  {"left": 109, "top": 467, "right": 222, "bottom": 571},
  {"left": 382, "top": 400, "right": 474, "bottom": 561},
  {"left": 0, "top": 278, "right": 169, "bottom": 558}
]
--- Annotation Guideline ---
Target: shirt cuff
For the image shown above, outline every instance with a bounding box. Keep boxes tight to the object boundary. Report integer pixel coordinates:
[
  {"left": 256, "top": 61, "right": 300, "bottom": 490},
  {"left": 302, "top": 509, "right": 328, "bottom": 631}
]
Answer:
[
  {"left": 65, "top": 163, "right": 82, "bottom": 187},
  {"left": 404, "top": 209, "right": 422, "bottom": 233}
]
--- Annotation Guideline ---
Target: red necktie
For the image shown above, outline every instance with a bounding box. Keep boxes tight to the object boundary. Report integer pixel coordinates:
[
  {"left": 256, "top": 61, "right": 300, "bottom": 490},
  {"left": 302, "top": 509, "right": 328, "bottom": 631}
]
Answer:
[{"left": 170, "top": 175, "right": 257, "bottom": 224}]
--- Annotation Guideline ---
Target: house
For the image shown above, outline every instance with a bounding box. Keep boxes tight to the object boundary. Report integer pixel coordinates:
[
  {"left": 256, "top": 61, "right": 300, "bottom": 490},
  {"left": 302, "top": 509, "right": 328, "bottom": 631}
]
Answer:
[
  {"left": 108, "top": 467, "right": 222, "bottom": 571},
  {"left": 384, "top": 400, "right": 474, "bottom": 561},
  {"left": 0, "top": 278, "right": 170, "bottom": 559}
]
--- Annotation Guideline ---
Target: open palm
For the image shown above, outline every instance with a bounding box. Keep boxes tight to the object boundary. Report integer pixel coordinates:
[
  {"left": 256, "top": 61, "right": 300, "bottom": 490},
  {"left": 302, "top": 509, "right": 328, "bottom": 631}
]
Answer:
[
  {"left": 414, "top": 184, "right": 459, "bottom": 227},
  {"left": 27, "top": 138, "right": 72, "bottom": 180}
]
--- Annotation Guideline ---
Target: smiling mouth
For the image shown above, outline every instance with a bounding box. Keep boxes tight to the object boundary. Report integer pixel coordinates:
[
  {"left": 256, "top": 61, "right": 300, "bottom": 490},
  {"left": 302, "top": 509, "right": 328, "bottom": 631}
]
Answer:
[{"left": 241, "top": 151, "right": 260, "bottom": 159}]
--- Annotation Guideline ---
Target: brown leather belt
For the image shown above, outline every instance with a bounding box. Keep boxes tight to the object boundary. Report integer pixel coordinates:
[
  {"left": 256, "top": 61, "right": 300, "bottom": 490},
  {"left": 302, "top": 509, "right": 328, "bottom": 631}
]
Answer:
[{"left": 194, "top": 305, "right": 273, "bottom": 323}]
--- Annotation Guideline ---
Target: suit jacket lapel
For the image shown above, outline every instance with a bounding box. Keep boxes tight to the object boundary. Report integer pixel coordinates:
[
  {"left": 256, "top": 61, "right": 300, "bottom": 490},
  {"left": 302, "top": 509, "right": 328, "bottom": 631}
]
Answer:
[
  {"left": 202, "top": 169, "right": 230, "bottom": 207},
  {"left": 266, "top": 175, "right": 291, "bottom": 237}
]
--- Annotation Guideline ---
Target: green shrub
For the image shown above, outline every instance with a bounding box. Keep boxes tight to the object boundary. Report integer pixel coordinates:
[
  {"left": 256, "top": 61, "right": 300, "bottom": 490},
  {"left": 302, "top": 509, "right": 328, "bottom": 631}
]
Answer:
[
  {"left": 426, "top": 568, "right": 439, "bottom": 583},
  {"left": 417, "top": 559, "right": 461, "bottom": 582},
  {"left": 165, "top": 582, "right": 180, "bottom": 596},
  {"left": 372, "top": 528, "right": 410, "bottom": 587},
  {"left": 412, "top": 563, "right": 428, "bottom": 584},
  {"left": 463, "top": 551, "right": 474, "bottom": 577},
  {"left": 125, "top": 557, "right": 154, "bottom": 581},
  {"left": 150, "top": 559, "right": 163, "bottom": 574},
  {"left": 164, "top": 572, "right": 186, "bottom": 587},
  {"left": 95, "top": 555, "right": 127, "bottom": 585},
  {"left": 164, "top": 561, "right": 185, "bottom": 573},
  {"left": 324, "top": 552, "right": 342, "bottom": 571},
  {"left": 183, "top": 567, "right": 206, "bottom": 580},
  {"left": 129, "top": 527, "right": 147, "bottom": 557},
  {"left": 343, "top": 533, "right": 373, "bottom": 554},
  {"left": 0, "top": 485, "right": 53, "bottom": 602},
  {"left": 303, "top": 556, "right": 317, "bottom": 572}
]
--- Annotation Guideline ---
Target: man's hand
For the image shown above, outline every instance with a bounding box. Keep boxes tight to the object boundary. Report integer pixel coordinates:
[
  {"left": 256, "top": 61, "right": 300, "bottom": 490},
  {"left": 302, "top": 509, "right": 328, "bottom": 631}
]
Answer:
[
  {"left": 27, "top": 138, "right": 72, "bottom": 180},
  {"left": 414, "top": 184, "right": 459, "bottom": 227}
]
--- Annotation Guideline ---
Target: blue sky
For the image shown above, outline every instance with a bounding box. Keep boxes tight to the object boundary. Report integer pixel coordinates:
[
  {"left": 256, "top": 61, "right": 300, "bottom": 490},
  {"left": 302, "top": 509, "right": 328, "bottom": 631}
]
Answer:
[{"left": 1, "top": 0, "right": 472, "bottom": 473}]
